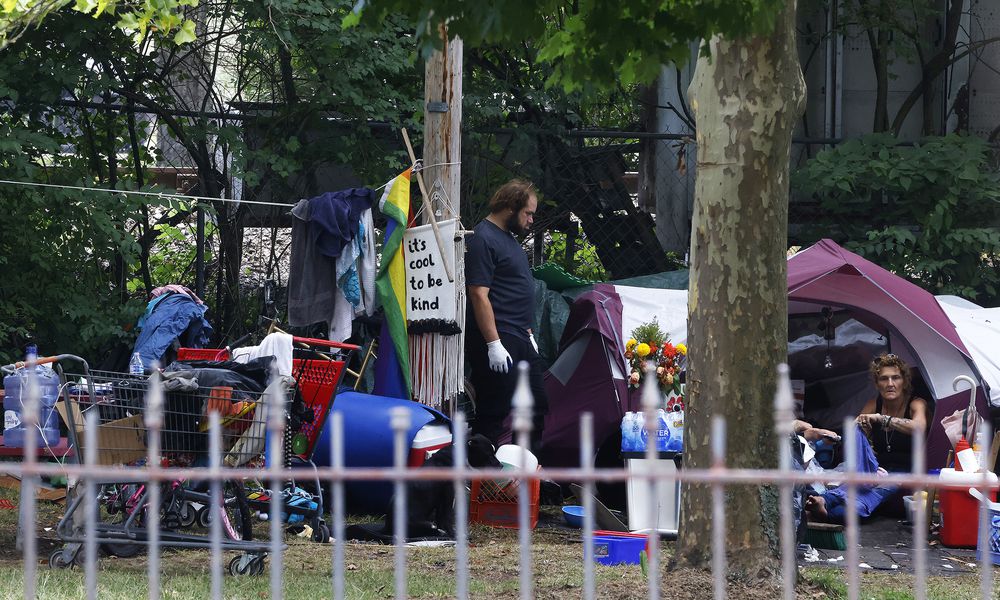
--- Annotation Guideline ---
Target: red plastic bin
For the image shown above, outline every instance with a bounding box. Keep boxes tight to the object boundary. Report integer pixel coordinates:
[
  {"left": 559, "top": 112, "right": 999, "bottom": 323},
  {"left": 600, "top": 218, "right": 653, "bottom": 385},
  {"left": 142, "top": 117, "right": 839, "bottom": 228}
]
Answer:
[{"left": 469, "top": 476, "right": 540, "bottom": 529}]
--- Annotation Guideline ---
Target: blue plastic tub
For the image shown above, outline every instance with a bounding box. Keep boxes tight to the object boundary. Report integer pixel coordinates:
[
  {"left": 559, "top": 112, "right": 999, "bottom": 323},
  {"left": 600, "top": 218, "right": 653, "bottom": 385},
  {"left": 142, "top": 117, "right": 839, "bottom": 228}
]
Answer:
[{"left": 593, "top": 533, "right": 647, "bottom": 566}]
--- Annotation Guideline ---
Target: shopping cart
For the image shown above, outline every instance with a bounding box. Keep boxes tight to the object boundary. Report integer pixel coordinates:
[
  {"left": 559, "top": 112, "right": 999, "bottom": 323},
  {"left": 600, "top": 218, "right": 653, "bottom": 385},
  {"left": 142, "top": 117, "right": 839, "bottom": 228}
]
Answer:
[
  {"left": 3, "top": 354, "right": 278, "bottom": 575},
  {"left": 177, "top": 335, "right": 359, "bottom": 542}
]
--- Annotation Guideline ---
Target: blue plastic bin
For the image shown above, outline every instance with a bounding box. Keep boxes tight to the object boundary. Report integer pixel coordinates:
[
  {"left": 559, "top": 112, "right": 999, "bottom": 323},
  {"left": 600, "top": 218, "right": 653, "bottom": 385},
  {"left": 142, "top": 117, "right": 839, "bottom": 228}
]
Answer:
[{"left": 592, "top": 533, "right": 648, "bottom": 566}]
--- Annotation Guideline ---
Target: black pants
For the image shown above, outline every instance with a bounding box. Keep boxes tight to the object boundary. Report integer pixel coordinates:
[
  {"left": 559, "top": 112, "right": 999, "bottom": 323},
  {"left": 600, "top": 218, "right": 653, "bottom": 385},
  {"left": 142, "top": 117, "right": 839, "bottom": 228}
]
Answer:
[{"left": 466, "top": 329, "right": 549, "bottom": 452}]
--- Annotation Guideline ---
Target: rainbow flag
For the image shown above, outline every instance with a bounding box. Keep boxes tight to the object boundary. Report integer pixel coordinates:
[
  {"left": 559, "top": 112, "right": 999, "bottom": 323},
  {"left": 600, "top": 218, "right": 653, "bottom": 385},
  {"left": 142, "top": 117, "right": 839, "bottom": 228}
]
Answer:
[{"left": 373, "top": 168, "right": 412, "bottom": 398}]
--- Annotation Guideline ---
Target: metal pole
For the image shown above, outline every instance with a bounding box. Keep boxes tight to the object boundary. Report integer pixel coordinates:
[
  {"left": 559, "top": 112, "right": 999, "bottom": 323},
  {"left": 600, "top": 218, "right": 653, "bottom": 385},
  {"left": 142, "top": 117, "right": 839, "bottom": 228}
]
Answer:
[
  {"left": 196, "top": 206, "right": 205, "bottom": 299},
  {"left": 21, "top": 357, "right": 39, "bottom": 600},
  {"left": 580, "top": 413, "right": 595, "bottom": 600},
  {"left": 711, "top": 416, "right": 727, "bottom": 600},
  {"left": 209, "top": 411, "right": 223, "bottom": 600},
  {"left": 267, "top": 381, "right": 287, "bottom": 599},
  {"left": 511, "top": 362, "right": 534, "bottom": 600},
  {"left": 453, "top": 412, "right": 470, "bottom": 600},
  {"left": 774, "top": 364, "right": 795, "bottom": 600},
  {"left": 391, "top": 407, "right": 412, "bottom": 600},
  {"left": 331, "top": 412, "right": 345, "bottom": 600},
  {"left": 912, "top": 423, "right": 927, "bottom": 600},
  {"left": 639, "top": 362, "right": 659, "bottom": 600},
  {"left": 145, "top": 368, "right": 164, "bottom": 600},
  {"left": 843, "top": 418, "right": 860, "bottom": 600}
]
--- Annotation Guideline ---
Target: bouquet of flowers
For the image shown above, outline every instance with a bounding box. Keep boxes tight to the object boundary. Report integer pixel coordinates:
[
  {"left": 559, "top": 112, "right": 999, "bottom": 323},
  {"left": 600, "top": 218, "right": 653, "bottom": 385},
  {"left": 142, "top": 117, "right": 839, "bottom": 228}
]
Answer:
[{"left": 624, "top": 318, "right": 687, "bottom": 402}]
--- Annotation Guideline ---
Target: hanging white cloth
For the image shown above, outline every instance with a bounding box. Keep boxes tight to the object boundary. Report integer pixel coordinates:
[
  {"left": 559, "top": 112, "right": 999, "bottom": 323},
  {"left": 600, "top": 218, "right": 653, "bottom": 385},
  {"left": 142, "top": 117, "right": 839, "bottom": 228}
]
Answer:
[{"left": 230, "top": 332, "right": 294, "bottom": 377}]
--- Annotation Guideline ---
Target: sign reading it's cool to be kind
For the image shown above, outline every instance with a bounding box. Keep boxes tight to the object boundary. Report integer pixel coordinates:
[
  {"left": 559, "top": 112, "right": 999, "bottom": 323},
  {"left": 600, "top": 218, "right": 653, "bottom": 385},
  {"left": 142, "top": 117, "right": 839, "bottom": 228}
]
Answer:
[{"left": 403, "top": 218, "right": 457, "bottom": 323}]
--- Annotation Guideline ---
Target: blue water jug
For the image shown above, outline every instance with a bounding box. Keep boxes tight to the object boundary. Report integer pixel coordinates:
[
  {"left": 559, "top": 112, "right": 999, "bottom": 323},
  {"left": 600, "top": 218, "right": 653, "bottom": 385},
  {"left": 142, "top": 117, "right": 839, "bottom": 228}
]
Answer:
[{"left": 3, "top": 366, "right": 61, "bottom": 448}]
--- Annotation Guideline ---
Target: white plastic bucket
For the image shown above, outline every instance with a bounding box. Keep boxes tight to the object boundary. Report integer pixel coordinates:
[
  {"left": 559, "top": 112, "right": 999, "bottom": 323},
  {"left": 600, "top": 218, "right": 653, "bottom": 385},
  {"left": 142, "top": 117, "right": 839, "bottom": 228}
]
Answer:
[{"left": 493, "top": 444, "right": 539, "bottom": 489}]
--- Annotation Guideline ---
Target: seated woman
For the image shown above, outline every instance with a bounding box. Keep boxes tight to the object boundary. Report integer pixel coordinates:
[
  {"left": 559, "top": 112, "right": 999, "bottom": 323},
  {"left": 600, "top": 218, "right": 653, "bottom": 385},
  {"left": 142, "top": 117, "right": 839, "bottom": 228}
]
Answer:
[{"left": 803, "top": 353, "right": 929, "bottom": 523}]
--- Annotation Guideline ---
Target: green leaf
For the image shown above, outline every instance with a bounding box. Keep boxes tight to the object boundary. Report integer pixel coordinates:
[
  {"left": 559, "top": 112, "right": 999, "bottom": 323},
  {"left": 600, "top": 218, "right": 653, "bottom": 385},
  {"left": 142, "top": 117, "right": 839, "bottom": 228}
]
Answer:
[{"left": 173, "top": 18, "right": 196, "bottom": 44}]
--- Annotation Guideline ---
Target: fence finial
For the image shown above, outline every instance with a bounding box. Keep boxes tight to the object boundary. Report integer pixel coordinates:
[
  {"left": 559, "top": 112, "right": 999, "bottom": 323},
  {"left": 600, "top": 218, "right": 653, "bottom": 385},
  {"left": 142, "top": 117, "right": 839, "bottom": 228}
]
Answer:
[
  {"left": 773, "top": 363, "right": 794, "bottom": 437},
  {"left": 511, "top": 361, "right": 534, "bottom": 440}
]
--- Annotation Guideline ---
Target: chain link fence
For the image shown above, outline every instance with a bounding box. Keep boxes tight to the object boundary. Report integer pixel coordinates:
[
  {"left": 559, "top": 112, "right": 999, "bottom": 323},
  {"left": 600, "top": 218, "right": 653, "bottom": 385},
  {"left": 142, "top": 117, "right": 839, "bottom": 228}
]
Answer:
[{"left": 461, "top": 128, "right": 694, "bottom": 283}]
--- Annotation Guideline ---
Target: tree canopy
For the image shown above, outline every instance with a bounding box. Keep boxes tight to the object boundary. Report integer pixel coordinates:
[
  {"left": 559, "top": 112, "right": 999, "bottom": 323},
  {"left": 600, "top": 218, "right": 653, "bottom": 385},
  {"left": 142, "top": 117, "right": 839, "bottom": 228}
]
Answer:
[{"left": 349, "top": 0, "right": 785, "bottom": 90}]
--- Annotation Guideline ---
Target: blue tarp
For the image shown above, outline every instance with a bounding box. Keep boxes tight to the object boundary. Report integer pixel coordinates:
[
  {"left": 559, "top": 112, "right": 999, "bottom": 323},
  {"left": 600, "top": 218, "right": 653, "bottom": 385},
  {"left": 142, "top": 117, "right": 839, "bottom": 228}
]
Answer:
[{"left": 133, "top": 293, "right": 212, "bottom": 367}]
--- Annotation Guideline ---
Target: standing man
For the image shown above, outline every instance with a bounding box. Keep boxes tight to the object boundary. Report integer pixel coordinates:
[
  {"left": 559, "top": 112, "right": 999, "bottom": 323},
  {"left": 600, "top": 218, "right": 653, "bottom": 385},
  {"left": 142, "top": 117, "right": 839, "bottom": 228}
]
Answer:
[{"left": 465, "top": 178, "right": 548, "bottom": 450}]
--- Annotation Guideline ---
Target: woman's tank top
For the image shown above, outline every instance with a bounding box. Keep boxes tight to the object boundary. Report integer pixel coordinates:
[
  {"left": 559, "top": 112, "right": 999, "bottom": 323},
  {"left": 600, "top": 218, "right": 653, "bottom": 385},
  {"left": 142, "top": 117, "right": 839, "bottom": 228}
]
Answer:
[{"left": 871, "top": 396, "right": 915, "bottom": 473}]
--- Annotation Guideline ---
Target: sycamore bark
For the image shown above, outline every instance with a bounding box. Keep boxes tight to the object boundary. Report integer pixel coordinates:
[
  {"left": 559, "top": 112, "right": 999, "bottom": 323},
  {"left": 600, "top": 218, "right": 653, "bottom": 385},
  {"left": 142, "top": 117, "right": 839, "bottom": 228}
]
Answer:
[{"left": 676, "top": 0, "right": 806, "bottom": 579}]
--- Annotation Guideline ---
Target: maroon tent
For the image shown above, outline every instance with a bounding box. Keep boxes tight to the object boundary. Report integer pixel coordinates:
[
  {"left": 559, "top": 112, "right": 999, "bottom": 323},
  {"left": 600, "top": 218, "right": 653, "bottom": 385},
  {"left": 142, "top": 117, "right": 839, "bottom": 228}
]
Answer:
[{"left": 540, "top": 285, "right": 631, "bottom": 468}]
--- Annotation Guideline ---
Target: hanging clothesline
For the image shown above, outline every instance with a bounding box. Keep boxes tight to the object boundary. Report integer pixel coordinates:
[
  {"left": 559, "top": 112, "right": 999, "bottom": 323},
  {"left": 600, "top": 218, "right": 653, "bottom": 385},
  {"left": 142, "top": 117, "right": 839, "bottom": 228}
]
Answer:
[{"left": 0, "top": 160, "right": 463, "bottom": 207}]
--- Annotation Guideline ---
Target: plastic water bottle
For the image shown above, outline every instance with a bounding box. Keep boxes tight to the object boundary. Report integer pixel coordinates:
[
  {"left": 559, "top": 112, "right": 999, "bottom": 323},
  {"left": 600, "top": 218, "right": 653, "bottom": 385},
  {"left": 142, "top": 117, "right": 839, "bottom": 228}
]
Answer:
[
  {"left": 974, "top": 426, "right": 989, "bottom": 473},
  {"left": 666, "top": 408, "right": 684, "bottom": 453},
  {"left": 656, "top": 409, "right": 671, "bottom": 453},
  {"left": 129, "top": 352, "right": 144, "bottom": 376},
  {"left": 620, "top": 413, "right": 633, "bottom": 452}
]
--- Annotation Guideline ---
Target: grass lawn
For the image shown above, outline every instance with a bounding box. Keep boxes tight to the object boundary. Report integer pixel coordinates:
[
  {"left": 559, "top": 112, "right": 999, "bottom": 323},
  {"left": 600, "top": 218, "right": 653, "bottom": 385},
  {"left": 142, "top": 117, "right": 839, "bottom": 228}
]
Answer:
[{"left": 0, "top": 485, "right": 993, "bottom": 599}]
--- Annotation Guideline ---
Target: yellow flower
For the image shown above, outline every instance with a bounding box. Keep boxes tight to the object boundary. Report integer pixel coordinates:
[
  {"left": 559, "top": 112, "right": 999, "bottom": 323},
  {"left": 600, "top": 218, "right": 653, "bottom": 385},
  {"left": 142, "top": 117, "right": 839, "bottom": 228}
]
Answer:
[
  {"left": 676, "top": 343, "right": 687, "bottom": 356},
  {"left": 626, "top": 338, "right": 637, "bottom": 350},
  {"left": 636, "top": 343, "right": 650, "bottom": 358}
]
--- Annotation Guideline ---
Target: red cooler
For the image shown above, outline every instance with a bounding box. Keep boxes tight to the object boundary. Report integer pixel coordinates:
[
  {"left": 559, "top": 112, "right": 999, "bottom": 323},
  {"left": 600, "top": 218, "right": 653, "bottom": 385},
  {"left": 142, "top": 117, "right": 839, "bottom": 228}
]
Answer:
[{"left": 938, "top": 468, "right": 998, "bottom": 548}]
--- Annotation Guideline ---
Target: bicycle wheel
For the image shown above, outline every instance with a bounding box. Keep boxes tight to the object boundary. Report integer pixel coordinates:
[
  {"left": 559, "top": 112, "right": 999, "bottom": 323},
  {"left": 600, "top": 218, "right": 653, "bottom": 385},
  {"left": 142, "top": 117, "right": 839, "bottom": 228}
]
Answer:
[
  {"left": 98, "top": 483, "right": 145, "bottom": 559},
  {"left": 199, "top": 480, "right": 253, "bottom": 541}
]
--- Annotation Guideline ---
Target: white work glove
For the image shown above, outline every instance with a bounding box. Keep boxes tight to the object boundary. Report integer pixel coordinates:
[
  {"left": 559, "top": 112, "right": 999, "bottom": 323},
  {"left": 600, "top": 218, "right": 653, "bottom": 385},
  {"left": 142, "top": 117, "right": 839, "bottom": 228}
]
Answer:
[
  {"left": 487, "top": 339, "right": 513, "bottom": 373},
  {"left": 529, "top": 332, "right": 539, "bottom": 354}
]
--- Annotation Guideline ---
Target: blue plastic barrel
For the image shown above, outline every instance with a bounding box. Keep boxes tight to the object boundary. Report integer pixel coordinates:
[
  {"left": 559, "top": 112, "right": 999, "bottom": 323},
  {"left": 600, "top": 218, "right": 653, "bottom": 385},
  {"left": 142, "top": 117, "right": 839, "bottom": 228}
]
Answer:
[{"left": 309, "top": 391, "right": 449, "bottom": 513}]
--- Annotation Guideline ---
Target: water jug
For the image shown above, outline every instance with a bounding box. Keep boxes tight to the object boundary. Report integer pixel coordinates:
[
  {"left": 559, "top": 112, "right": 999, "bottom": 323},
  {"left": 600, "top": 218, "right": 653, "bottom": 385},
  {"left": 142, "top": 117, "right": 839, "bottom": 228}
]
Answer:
[{"left": 3, "top": 365, "right": 61, "bottom": 448}]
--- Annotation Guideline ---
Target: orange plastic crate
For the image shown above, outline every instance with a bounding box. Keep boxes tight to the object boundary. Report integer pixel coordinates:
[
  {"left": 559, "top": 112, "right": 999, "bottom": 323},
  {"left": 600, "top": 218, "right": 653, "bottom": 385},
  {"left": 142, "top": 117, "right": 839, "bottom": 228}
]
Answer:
[{"left": 469, "top": 477, "right": 540, "bottom": 529}]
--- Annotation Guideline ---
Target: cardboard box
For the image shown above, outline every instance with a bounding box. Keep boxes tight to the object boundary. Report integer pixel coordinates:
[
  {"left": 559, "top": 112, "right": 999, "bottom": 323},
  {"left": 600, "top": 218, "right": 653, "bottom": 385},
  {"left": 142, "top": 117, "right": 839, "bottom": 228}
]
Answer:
[{"left": 55, "top": 401, "right": 147, "bottom": 465}]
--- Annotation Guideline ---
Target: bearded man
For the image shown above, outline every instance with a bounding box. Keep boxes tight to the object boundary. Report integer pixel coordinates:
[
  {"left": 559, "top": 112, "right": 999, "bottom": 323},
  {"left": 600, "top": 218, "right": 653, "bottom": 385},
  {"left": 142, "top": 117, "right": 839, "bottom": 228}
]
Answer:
[{"left": 464, "top": 179, "right": 548, "bottom": 450}]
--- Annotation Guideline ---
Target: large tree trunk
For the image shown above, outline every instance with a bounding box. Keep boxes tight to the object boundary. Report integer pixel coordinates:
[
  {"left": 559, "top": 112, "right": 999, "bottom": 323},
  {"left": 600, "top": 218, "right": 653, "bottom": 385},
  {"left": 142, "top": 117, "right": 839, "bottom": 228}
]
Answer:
[{"left": 676, "top": 0, "right": 805, "bottom": 581}]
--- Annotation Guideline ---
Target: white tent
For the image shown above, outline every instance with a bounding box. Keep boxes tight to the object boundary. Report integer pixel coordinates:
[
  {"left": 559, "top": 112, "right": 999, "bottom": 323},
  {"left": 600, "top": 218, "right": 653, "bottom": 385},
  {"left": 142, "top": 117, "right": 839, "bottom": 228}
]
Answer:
[{"left": 937, "top": 295, "right": 1000, "bottom": 405}]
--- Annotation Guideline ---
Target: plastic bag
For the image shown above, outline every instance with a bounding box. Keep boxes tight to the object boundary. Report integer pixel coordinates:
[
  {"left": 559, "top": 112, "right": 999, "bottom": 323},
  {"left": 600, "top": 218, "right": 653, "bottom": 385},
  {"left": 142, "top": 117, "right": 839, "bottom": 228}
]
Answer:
[{"left": 941, "top": 406, "right": 984, "bottom": 450}]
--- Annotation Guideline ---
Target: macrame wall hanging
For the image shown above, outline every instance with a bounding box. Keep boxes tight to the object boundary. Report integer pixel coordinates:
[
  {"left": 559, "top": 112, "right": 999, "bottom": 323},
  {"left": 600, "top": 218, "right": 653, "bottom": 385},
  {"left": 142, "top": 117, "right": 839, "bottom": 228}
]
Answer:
[{"left": 399, "top": 129, "right": 466, "bottom": 414}]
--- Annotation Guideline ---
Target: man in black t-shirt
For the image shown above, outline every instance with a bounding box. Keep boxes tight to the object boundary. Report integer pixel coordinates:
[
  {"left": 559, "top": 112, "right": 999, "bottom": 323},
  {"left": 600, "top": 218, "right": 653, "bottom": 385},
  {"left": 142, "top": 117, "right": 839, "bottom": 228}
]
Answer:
[{"left": 465, "top": 179, "right": 549, "bottom": 450}]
